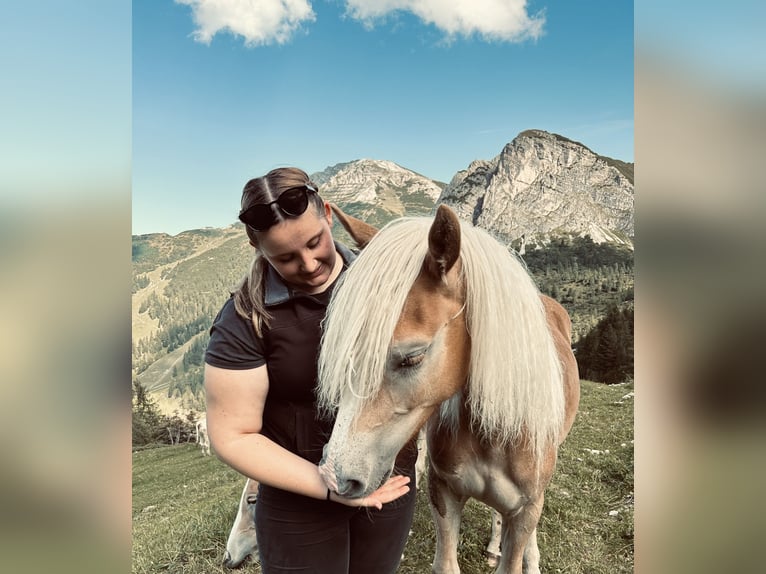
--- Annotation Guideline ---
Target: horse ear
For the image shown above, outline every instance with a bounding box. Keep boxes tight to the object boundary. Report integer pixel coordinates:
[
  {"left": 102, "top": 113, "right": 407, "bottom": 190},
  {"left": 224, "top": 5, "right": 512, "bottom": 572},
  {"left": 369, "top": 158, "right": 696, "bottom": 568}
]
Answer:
[
  {"left": 426, "top": 204, "right": 461, "bottom": 280},
  {"left": 330, "top": 203, "right": 379, "bottom": 249}
]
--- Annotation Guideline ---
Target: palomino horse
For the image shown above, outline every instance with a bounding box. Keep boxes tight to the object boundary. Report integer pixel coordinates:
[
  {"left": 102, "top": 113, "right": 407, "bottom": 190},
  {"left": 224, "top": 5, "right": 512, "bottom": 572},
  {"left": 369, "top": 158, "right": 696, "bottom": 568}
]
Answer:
[
  {"left": 195, "top": 415, "right": 211, "bottom": 456},
  {"left": 317, "top": 205, "right": 579, "bottom": 574},
  {"left": 223, "top": 478, "right": 259, "bottom": 568}
]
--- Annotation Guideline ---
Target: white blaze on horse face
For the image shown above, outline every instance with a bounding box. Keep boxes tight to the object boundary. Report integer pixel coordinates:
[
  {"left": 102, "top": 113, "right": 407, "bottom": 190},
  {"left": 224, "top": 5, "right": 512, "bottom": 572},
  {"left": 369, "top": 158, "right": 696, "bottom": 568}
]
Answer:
[
  {"left": 223, "top": 478, "right": 259, "bottom": 568},
  {"left": 320, "top": 293, "right": 469, "bottom": 499},
  {"left": 320, "top": 389, "right": 422, "bottom": 498},
  {"left": 389, "top": 285, "right": 470, "bottom": 410}
]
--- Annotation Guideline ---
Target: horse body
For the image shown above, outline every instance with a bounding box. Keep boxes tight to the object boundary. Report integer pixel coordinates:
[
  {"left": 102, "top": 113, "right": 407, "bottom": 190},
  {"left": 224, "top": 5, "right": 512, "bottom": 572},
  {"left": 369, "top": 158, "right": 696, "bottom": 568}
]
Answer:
[
  {"left": 426, "top": 295, "right": 579, "bottom": 574},
  {"left": 317, "top": 205, "right": 579, "bottom": 574}
]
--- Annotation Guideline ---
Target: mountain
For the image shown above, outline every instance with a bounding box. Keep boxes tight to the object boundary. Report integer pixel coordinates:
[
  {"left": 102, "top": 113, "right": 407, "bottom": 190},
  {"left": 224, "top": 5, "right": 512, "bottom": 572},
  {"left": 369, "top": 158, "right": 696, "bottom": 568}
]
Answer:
[
  {"left": 133, "top": 133, "right": 634, "bottom": 412},
  {"left": 132, "top": 226, "right": 253, "bottom": 413},
  {"left": 311, "top": 159, "right": 445, "bottom": 228},
  {"left": 438, "top": 130, "right": 634, "bottom": 247}
]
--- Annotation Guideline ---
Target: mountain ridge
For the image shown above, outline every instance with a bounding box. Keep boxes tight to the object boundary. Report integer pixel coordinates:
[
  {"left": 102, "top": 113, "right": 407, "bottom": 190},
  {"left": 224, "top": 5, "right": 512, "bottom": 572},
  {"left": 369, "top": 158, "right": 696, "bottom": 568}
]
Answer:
[
  {"left": 309, "top": 158, "right": 444, "bottom": 229},
  {"left": 134, "top": 131, "right": 633, "bottom": 248},
  {"left": 132, "top": 129, "right": 634, "bottom": 413},
  {"left": 439, "top": 129, "right": 633, "bottom": 247}
]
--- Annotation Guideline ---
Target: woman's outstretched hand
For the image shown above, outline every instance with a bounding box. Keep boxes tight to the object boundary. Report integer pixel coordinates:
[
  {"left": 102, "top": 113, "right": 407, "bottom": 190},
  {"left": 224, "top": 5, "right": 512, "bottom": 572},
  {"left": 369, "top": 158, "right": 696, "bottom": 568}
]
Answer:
[{"left": 331, "top": 475, "right": 411, "bottom": 510}]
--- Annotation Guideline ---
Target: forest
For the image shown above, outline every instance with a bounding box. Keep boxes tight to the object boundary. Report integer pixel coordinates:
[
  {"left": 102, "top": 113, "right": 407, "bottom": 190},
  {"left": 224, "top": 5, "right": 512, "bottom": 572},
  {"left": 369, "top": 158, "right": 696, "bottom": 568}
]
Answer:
[{"left": 132, "top": 228, "right": 633, "bottom": 446}]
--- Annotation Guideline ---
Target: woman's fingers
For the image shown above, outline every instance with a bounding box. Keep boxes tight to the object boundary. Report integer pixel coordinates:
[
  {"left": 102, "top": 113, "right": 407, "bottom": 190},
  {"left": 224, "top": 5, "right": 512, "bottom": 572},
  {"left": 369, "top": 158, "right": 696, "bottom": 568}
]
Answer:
[
  {"left": 363, "top": 475, "right": 411, "bottom": 509},
  {"left": 334, "top": 475, "right": 411, "bottom": 509}
]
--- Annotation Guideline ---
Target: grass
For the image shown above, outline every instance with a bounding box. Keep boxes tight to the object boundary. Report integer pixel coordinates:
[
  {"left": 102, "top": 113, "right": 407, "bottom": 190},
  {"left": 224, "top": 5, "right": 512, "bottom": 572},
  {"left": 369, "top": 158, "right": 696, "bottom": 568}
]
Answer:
[{"left": 132, "top": 380, "right": 633, "bottom": 573}]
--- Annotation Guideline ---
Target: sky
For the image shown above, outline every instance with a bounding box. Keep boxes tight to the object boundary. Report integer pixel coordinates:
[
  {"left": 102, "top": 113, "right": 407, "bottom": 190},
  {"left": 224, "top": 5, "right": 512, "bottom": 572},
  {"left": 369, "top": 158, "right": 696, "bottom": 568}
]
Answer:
[{"left": 133, "top": 0, "right": 634, "bottom": 236}]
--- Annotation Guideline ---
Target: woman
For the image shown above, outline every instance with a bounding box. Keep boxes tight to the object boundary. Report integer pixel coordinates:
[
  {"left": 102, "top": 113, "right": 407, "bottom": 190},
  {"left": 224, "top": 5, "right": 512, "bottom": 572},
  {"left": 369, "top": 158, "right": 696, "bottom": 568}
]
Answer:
[{"left": 204, "top": 167, "right": 417, "bottom": 573}]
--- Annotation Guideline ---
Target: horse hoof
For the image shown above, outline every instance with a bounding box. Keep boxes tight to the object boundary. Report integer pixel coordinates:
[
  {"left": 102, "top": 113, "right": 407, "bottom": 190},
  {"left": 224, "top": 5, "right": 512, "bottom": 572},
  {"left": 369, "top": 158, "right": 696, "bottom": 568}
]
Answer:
[{"left": 485, "top": 551, "right": 501, "bottom": 568}]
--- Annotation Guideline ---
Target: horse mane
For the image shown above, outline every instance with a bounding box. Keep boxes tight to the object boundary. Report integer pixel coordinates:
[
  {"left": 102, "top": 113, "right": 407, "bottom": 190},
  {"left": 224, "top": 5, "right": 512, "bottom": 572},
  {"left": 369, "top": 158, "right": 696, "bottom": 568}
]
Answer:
[
  {"left": 317, "top": 216, "right": 565, "bottom": 460},
  {"left": 318, "top": 218, "right": 432, "bottom": 411}
]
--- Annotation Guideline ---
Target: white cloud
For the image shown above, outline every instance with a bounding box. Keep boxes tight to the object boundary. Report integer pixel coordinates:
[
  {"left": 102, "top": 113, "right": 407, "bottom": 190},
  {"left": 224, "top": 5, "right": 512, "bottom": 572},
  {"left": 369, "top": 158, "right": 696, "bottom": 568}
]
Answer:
[
  {"left": 176, "top": 0, "right": 316, "bottom": 46},
  {"left": 343, "top": 0, "right": 545, "bottom": 42}
]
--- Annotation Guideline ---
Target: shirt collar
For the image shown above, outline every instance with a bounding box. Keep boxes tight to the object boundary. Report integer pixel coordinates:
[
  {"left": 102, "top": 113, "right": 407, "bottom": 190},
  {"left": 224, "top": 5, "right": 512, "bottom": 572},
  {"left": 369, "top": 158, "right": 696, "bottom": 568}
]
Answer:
[{"left": 264, "top": 241, "right": 357, "bottom": 307}]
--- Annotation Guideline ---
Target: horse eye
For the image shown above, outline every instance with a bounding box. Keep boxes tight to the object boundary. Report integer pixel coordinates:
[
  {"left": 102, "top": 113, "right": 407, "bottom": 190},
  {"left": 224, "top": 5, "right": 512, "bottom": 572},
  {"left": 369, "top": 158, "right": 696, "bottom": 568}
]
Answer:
[{"left": 399, "top": 351, "right": 426, "bottom": 368}]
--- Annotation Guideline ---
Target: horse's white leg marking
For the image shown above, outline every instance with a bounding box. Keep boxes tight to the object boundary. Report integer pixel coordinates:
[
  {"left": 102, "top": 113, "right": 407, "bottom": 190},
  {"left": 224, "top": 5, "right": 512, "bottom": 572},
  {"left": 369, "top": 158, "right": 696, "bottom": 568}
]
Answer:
[
  {"left": 486, "top": 509, "right": 503, "bottom": 567},
  {"left": 429, "top": 468, "right": 466, "bottom": 574},
  {"left": 195, "top": 416, "right": 211, "bottom": 456},
  {"left": 415, "top": 428, "right": 427, "bottom": 489},
  {"left": 522, "top": 527, "right": 541, "bottom": 574}
]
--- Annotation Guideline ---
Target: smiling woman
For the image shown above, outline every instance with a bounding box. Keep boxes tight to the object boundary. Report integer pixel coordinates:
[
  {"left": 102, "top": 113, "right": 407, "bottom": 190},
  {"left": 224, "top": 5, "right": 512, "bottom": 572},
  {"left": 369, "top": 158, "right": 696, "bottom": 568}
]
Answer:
[{"left": 202, "top": 167, "right": 418, "bottom": 574}]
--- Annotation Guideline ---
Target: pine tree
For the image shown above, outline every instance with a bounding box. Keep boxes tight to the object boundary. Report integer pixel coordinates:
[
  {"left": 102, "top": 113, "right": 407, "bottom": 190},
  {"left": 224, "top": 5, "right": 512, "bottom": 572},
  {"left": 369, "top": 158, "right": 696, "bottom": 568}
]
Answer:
[
  {"left": 132, "top": 379, "right": 162, "bottom": 445},
  {"left": 575, "top": 305, "right": 634, "bottom": 384}
]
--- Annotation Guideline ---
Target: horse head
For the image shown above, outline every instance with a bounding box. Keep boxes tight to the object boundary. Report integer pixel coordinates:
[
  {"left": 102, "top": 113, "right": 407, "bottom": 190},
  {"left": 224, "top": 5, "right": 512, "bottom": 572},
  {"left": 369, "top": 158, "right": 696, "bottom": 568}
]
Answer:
[{"left": 318, "top": 205, "right": 471, "bottom": 498}]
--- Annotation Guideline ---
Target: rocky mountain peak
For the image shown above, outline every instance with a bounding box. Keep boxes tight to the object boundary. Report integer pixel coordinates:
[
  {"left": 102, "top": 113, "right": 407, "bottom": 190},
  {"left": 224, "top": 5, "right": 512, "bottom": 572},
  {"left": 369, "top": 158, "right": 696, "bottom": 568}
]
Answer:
[
  {"left": 310, "top": 159, "right": 444, "bottom": 226},
  {"left": 438, "top": 130, "right": 634, "bottom": 247},
  {"left": 312, "top": 159, "right": 443, "bottom": 203}
]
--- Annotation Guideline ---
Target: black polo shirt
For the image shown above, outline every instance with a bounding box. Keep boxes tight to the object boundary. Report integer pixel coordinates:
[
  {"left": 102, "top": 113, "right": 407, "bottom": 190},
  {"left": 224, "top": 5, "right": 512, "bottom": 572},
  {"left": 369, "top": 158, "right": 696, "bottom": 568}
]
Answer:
[
  {"left": 205, "top": 241, "right": 417, "bottom": 507},
  {"left": 205, "top": 242, "right": 356, "bottom": 466}
]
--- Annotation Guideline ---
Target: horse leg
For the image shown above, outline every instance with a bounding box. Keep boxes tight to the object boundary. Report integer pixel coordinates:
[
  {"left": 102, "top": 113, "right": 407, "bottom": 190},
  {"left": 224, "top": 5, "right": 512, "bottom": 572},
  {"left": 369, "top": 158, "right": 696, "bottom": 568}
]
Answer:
[
  {"left": 522, "top": 527, "right": 541, "bottom": 574},
  {"left": 486, "top": 509, "right": 503, "bottom": 567},
  {"left": 428, "top": 470, "right": 466, "bottom": 574},
  {"left": 496, "top": 495, "right": 544, "bottom": 574},
  {"left": 415, "top": 428, "right": 428, "bottom": 489}
]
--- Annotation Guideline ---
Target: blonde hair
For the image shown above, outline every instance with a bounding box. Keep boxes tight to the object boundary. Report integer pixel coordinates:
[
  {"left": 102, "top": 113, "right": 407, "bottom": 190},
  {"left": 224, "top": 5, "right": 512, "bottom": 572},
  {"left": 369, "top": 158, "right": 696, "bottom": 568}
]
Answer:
[{"left": 317, "top": 216, "right": 565, "bottom": 462}]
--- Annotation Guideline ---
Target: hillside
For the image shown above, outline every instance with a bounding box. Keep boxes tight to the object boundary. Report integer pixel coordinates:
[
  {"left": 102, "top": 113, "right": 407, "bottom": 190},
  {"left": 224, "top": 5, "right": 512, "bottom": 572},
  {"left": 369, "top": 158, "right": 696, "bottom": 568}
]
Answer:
[
  {"left": 132, "top": 131, "right": 633, "bottom": 412},
  {"left": 132, "top": 379, "right": 634, "bottom": 573},
  {"left": 132, "top": 227, "right": 253, "bottom": 411}
]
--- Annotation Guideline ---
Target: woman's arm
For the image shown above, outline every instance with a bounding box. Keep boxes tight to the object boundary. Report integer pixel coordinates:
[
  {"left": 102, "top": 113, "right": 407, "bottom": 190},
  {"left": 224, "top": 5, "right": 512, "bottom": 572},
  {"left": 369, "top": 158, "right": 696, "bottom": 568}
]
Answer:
[{"left": 204, "top": 363, "right": 409, "bottom": 509}]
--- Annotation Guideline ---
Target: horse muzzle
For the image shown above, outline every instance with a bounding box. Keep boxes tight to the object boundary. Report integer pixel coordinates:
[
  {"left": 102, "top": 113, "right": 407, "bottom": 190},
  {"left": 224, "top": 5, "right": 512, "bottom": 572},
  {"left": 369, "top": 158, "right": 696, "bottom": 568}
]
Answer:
[
  {"left": 318, "top": 457, "right": 375, "bottom": 498},
  {"left": 319, "top": 447, "right": 393, "bottom": 499}
]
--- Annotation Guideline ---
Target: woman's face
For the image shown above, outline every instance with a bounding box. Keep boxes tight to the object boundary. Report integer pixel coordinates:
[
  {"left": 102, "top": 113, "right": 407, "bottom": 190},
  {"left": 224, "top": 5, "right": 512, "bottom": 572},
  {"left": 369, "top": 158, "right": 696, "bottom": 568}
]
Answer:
[{"left": 257, "top": 202, "right": 338, "bottom": 294}]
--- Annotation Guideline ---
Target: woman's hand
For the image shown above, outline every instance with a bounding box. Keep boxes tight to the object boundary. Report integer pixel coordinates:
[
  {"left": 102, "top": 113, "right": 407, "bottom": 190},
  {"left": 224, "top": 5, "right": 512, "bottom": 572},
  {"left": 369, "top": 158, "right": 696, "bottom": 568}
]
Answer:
[{"left": 330, "top": 475, "right": 411, "bottom": 510}]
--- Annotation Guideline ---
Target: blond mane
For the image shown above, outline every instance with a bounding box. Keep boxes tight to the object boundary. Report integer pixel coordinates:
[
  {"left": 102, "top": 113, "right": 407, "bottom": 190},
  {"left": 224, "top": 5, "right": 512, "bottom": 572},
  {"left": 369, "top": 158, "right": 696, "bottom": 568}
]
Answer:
[{"left": 317, "top": 216, "right": 565, "bottom": 460}]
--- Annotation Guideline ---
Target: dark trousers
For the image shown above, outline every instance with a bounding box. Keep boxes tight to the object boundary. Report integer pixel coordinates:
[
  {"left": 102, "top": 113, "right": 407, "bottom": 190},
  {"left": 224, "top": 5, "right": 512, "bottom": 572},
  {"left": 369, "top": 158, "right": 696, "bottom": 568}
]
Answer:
[{"left": 255, "top": 474, "right": 417, "bottom": 574}]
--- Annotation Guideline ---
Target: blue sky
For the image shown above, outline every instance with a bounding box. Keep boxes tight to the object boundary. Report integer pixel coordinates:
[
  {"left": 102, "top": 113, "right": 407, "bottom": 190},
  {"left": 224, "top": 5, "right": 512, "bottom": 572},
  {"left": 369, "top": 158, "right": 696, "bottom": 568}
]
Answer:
[{"left": 133, "top": 0, "right": 633, "bottom": 235}]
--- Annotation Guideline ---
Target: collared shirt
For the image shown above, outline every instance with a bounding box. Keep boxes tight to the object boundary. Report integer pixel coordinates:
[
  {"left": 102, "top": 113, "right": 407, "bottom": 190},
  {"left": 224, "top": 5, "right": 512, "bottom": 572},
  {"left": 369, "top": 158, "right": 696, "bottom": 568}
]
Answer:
[
  {"left": 205, "top": 240, "right": 417, "bottom": 504},
  {"left": 262, "top": 241, "right": 356, "bottom": 307},
  {"left": 205, "top": 241, "right": 356, "bottom": 468},
  {"left": 205, "top": 241, "right": 356, "bottom": 378}
]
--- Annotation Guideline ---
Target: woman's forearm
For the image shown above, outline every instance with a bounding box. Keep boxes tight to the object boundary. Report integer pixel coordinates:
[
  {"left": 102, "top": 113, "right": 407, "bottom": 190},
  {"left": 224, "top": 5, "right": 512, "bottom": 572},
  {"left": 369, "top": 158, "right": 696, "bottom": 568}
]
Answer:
[
  {"left": 213, "top": 431, "right": 329, "bottom": 500},
  {"left": 203, "top": 364, "right": 410, "bottom": 508},
  {"left": 212, "top": 432, "right": 411, "bottom": 509}
]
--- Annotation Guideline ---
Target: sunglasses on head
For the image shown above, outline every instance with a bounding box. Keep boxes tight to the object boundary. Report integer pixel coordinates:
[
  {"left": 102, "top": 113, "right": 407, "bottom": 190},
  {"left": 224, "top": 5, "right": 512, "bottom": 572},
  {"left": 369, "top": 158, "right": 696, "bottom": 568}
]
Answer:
[{"left": 238, "top": 184, "right": 318, "bottom": 231}]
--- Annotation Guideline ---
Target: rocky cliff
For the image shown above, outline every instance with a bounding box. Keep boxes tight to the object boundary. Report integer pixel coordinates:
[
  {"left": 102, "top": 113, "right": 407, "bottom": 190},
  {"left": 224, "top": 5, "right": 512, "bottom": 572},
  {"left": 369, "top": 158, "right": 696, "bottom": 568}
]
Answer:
[
  {"left": 438, "top": 130, "right": 634, "bottom": 246},
  {"left": 311, "top": 159, "right": 444, "bottom": 228}
]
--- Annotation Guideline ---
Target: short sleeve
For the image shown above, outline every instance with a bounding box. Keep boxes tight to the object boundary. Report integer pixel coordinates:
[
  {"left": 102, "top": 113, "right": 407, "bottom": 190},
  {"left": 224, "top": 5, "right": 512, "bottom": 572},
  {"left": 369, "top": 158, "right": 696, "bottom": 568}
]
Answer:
[{"left": 205, "top": 297, "right": 267, "bottom": 369}]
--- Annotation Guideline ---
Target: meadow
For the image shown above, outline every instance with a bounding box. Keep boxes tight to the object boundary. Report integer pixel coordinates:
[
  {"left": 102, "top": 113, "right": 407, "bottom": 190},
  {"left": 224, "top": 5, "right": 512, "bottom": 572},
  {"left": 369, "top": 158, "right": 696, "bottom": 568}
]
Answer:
[{"left": 132, "top": 379, "right": 633, "bottom": 573}]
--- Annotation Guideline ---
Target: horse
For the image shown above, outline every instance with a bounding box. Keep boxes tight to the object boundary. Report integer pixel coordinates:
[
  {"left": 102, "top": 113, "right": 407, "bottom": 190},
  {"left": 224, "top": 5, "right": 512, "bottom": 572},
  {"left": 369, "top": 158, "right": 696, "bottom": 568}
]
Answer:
[
  {"left": 223, "top": 478, "right": 259, "bottom": 569},
  {"left": 317, "top": 204, "right": 580, "bottom": 574},
  {"left": 195, "top": 415, "right": 211, "bottom": 456}
]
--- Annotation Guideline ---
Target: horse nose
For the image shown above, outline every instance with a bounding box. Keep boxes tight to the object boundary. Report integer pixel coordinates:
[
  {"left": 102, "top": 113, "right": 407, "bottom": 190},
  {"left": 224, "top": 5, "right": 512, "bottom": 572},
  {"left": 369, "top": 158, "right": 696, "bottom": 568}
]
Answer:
[{"left": 337, "top": 477, "right": 367, "bottom": 499}]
